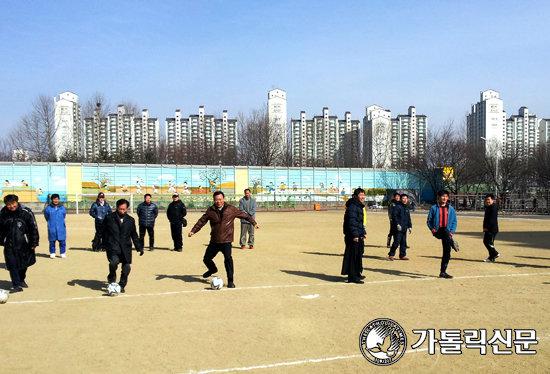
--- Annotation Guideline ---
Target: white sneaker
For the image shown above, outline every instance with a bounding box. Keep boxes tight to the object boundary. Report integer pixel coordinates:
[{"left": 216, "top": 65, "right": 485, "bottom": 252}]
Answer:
[
  {"left": 61, "top": 253, "right": 66, "bottom": 259},
  {"left": 50, "top": 253, "right": 56, "bottom": 259}
]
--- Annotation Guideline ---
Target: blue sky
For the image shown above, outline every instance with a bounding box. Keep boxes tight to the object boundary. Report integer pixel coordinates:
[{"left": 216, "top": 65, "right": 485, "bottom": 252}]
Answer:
[{"left": 1, "top": 0, "right": 549, "bottom": 134}]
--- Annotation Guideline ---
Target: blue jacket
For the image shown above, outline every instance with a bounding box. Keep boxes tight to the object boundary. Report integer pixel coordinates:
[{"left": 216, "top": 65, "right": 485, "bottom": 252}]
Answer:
[
  {"left": 44, "top": 204, "right": 67, "bottom": 241},
  {"left": 427, "top": 204, "right": 457, "bottom": 234},
  {"left": 392, "top": 202, "right": 412, "bottom": 232},
  {"left": 89, "top": 200, "right": 112, "bottom": 223},
  {"left": 137, "top": 202, "right": 158, "bottom": 227}
]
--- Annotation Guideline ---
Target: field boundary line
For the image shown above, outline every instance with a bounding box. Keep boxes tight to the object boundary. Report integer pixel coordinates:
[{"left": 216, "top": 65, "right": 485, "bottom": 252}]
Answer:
[{"left": 7, "top": 272, "right": 550, "bottom": 305}]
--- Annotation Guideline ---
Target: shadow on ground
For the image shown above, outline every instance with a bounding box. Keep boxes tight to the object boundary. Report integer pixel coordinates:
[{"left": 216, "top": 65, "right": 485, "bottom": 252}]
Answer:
[
  {"left": 281, "top": 270, "right": 345, "bottom": 283},
  {"left": 418, "top": 255, "right": 550, "bottom": 270},
  {"left": 0, "top": 279, "right": 13, "bottom": 289},
  {"left": 67, "top": 279, "right": 106, "bottom": 291},
  {"left": 302, "top": 251, "right": 389, "bottom": 261},
  {"left": 36, "top": 253, "right": 52, "bottom": 258},
  {"left": 156, "top": 274, "right": 206, "bottom": 284},
  {"left": 363, "top": 267, "right": 435, "bottom": 278},
  {"left": 457, "top": 231, "right": 550, "bottom": 250}
]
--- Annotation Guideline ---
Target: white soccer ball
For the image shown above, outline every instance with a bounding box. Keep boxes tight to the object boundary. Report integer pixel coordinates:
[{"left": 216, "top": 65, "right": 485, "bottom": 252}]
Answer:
[
  {"left": 107, "top": 283, "right": 121, "bottom": 296},
  {"left": 210, "top": 277, "right": 224, "bottom": 290},
  {"left": 0, "top": 289, "right": 9, "bottom": 304}
]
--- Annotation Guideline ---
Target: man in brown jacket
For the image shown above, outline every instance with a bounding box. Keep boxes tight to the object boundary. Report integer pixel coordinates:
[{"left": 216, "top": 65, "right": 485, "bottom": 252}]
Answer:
[{"left": 189, "top": 191, "right": 259, "bottom": 288}]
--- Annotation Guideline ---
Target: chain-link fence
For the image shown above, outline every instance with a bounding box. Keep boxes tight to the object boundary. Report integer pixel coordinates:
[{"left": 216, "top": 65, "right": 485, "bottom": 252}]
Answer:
[{"left": 444, "top": 191, "right": 550, "bottom": 215}]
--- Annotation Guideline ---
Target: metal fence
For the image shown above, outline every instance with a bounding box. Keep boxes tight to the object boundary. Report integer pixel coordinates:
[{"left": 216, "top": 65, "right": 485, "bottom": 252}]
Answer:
[{"left": 443, "top": 191, "right": 550, "bottom": 215}]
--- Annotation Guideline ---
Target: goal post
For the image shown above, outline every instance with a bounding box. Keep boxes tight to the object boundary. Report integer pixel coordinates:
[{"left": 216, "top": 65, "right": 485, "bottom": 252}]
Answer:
[{"left": 75, "top": 193, "right": 134, "bottom": 214}]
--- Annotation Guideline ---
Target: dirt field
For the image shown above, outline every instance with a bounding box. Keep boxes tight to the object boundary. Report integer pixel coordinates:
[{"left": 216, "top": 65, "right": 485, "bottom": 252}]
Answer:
[{"left": 1, "top": 210, "right": 549, "bottom": 373}]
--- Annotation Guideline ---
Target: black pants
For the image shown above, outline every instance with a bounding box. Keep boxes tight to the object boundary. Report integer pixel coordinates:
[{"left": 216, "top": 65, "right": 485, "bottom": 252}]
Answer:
[
  {"left": 107, "top": 251, "right": 131, "bottom": 288},
  {"left": 92, "top": 221, "right": 105, "bottom": 250},
  {"left": 434, "top": 227, "right": 453, "bottom": 273},
  {"left": 203, "top": 242, "right": 233, "bottom": 281},
  {"left": 170, "top": 223, "right": 183, "bottom": 250},
  {"left": 389, "top": 231, "right": 408, "bottom": 258},
  {"left": 483, "top": 232, "right": 499, "bottom": 258},
  {"left": 341, "top": 237, "right": 364, "bottom": 282},
  {"left": 139, "top": 226, "right": 155, "bottom": 248},
  {"left": 387, "top": 223, "right": 397, "bottom": 240},
  {"left": 5, "top": 250, "right": 28, "bottom": 287}
]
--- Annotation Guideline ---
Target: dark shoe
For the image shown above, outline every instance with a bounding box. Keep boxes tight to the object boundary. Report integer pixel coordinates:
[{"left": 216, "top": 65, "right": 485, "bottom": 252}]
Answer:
[
  {"left": 451, "top": 239, "right": 459, "bottom": 252},
  {"left": 399, "top": 256, "right": 409, "bottom": 260},
  {"left": 203, "top": 270, "right": 217, "bottom": 278},
  {"left": 120, "top": 287, "right": 125, "bottom": 293},
  {"left": 149, "top": 247, "right": 154, "bottom": 251},
  {"left": 20, "top": 281, "right": 28, "bottom": 288},
  {"left": 349, "top": 279, "right": 364, "bottom": 284},
  {"left": 359, "top": 275, "right": 366, "bottom": 279},
  {"left": 439, "top": 272, "right": 453, "bottom": 279},
  {"left": 10, "top": 287, "right": 23, "bottom": 293},
  {"left": 176, "top": 248, "right": 182, "bottom": 252},
  {"left": 227, "top": 281, "right": 236, "bottom": 288}
]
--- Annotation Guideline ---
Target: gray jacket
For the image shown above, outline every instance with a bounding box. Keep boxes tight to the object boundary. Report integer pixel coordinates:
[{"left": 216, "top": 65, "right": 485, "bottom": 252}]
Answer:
[{"left": 238, "top": 196, "right": 257, "bottom": 224}]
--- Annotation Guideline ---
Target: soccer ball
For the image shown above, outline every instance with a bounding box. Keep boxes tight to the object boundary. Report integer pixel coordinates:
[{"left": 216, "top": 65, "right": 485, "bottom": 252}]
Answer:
[
  {"left": 210, "top": 277, "right": 224, "bottom": 290},
  {"left": 107, "top": 283, "right": 121, "bottom": 296},
  {"left": 0, "top": 289, "right": 9, "bottom": 304}
]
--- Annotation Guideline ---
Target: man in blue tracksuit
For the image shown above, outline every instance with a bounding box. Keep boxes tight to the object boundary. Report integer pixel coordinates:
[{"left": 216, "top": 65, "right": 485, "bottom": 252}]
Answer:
[
  {"left": 44, "top": 194, "right": 67, "bottom": 259},
  {"left": 427, "top": 190, "right": 459, "bottom": 279},
  {"left": 388, "top": 193, "right": 412, "bottom": 260},
  {"left": 89, "top": 192, "right": 112, "bottom": 252}
]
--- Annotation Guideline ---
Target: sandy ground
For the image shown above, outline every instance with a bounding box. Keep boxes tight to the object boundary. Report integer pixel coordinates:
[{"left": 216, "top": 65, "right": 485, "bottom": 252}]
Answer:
[{"left": 1, "top": 209, "right": 549, "bottom": 373}]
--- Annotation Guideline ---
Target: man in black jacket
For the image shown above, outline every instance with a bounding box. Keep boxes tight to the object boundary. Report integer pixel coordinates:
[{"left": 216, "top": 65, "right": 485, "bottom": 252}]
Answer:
[
  {"left": 0, "top": 194, "right": 39, "bottom": 293},
  {"left": 136, "top": 194, "right": 158, "bottom": 251},
  {"left": 387, "top": 193, "right": 400, "bottom": 248},
  {"left": 388, "top": 194, "right": 412, "bottom": 260},
  {"left": 341, "top": 188, "right": 367, "bottom": 284},
  {"left": 103, "top": 199, "right": 143, "bottom": 293},
  {"left": 167, "top": 193, "right": 187, "bottom": 252},
  {"left": 482, "top": 193, "right": 500, "bottom": 262}
]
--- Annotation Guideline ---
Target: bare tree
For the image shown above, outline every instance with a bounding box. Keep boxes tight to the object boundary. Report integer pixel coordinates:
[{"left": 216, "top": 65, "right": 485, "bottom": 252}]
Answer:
[
  {"left": 9, "top": 94, "right": 57, "bottom": 161},
  {"left": 0, "top": 138, "right": 13, "bottom": 161},
  {"left": 82, "top": 91, "right": 112, "bottom": 119},
  {"left": 238, "top": 105, "right": 285, "bottom": 166},
  {"left": 119, "top": 100, "right": 140, "bottom": 116},
  {"left": 532, "top": 145, "right": 550, "bottom": 188}
]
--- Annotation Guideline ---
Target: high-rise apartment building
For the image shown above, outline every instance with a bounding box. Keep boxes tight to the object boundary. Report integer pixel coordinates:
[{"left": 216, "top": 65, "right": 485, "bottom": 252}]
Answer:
[
  {"left": 83, "top": 105, "right": 159, "bottom": 159},
  {"left": 165, "top": 106, "right": 238, "bottom": 155},
  {"left": 363, "top": 105, "right": 427, "bottom": 168},
  {"left": 268, "top": 88, "right": 288, "bottom": 154},
  {"left": 291, "top": 108, "right": 360, "bottom": 166},
  {"left": 54, "top": 91, "right": 82, "bottom": 159},
  {"left": 467, "top": 89, "right": 544, "bottom": 157},
  {"left": 540, "top": 119, "right": 550, "bottom": 146}
]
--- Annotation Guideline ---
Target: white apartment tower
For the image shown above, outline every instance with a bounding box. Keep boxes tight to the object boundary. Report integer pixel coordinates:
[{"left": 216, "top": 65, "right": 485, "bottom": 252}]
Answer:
[
  {"left": 83, "top": 105, "right": 160, "bottom": 159},
  {"left": 505, "top": 107, "right": 539, "bottom": 157},
  {"left": 54, "top": 91, "right": 82, "bottom": 159},
  {"left": 291, "top": 108, "right": 360, "bottom": 166},
  {"left": 268, "top": 88, "right": 288, "bottom": 153},
  {"left": 165, "top": 106, "right": 238, "bottom": 156},
  {"left": 364, "top": 105, "right": 427, "bottom": 168},
  {"left": 467, "top": 90, "right": 507, "bottom": 150}
]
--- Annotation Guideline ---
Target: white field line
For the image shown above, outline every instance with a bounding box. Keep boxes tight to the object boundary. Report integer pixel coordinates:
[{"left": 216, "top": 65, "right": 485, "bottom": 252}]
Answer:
[
  {"left": 181, "top": 337, "right": 549, "bottom": 374},
  {"left": 6, "top": 272, "right": 550, "bottom": 305}
]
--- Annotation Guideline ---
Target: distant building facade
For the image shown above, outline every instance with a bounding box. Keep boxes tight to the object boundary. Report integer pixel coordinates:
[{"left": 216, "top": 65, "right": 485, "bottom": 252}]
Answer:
[
  {"left": 54, "top": 91, "right": 82, "bottom": 159},
  {"left": 165, "top": 106, "right": 237, "bottom": 156},
  {"left": 268, "top": 88, "right": 288, "bottom": 155},
  {"left": 291, "top": 107, "right": 360, "bottom": 166},
  {"left": 363, "top": 105, "right": 427, "bottom": 168},
  {"left": 84, "top": 105, "right": 159, "bottom": 159}
]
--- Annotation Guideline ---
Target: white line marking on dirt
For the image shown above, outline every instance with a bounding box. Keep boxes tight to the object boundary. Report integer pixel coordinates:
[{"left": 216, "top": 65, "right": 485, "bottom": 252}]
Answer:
[
  {"left": 182, "top": 337, "right": 550, "bottom": 374},
  {"left": 6, "top": 272, "right": 550, "bottom": 305},
  {"left": 300, "top": 294, "right": 319, "bottom": 299}
]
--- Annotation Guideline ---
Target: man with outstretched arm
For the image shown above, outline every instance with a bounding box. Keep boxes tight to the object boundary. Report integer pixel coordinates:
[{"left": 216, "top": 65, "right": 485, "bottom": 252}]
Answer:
[{"left": 188, "top": 191, "right": 259, "bottom": 289}]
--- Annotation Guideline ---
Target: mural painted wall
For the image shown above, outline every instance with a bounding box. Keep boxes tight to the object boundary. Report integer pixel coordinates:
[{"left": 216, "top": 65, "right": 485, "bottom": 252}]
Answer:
[{"left": 0, "top": 162, "right": 416, "bottom": 202}]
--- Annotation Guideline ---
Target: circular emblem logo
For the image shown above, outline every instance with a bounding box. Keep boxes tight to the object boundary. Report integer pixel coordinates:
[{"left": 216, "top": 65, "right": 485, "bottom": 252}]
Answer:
[{"left": 359, "top": 318, "right": 407, "bottom": 366}]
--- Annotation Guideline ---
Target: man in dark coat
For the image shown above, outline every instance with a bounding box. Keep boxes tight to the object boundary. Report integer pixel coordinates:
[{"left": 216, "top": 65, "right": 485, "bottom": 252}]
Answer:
[
  {"left": 189, "top": 191, "right": 259, "bottom": 289},
  {"left": 388, "top": 194, "right": 412, "bottom": 260},
  {"left": 166, "top": 193, "right": 187, "bottom": 252},
  {"left": 89, "top": 192, "right": 112, "bottom": 252},
  {"left": 482, "top": 193, "right": 500, "bottom": 262},
  {"left": 136, "top": 194, "right": 159, "bottom": 251},
  {"left": 103, "top": 199, "right": 143, "bottom": 293},
  {"left": 387, "top": 193, "right": 400, "bottom": 248},
  {"left": 0, "top": 194, "right": 39, "bottom": 293},
  {"left": 341, "top": 188, "right": 367, "bottom": 284}
]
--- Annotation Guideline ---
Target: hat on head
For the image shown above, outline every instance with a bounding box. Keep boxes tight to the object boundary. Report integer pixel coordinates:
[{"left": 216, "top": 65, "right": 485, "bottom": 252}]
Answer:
[
  {"left": 98, "top": 192, "right": 105, "bottom": 198},
  {"left": 172, "top": 193, "right": 179, "bottom": 197}
]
